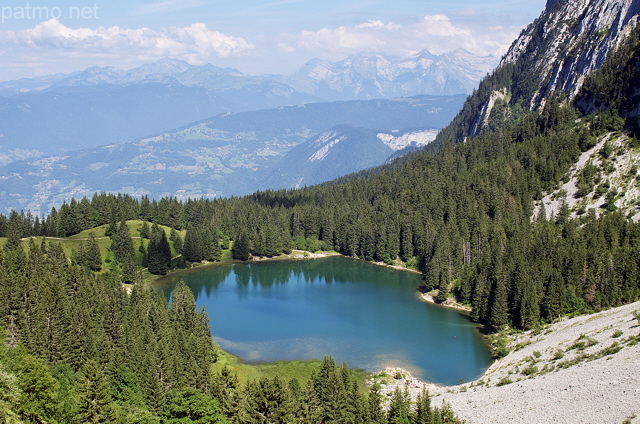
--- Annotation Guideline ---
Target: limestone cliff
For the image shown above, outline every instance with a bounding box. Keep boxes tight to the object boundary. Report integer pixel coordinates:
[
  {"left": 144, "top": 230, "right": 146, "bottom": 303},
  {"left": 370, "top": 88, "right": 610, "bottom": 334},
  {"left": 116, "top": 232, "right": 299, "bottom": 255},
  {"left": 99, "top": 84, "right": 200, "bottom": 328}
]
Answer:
[{"left": 467, "top": 0, "right": 640, "bottom": 137}]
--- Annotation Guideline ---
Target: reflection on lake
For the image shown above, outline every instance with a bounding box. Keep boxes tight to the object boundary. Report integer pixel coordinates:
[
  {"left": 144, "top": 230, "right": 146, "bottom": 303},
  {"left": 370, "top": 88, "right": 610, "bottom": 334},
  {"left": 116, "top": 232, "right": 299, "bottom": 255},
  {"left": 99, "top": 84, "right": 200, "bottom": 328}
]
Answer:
[{"left": 156, "top": 256, "right": 491, "bottom": 384}]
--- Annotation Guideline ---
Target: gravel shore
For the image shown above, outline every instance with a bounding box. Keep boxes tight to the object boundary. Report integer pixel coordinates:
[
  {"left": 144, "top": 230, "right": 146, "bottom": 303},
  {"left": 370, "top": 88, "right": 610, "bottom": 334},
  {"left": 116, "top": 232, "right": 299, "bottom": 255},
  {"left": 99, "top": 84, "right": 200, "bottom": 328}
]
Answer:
[{"left": 376, "top": 301, "right": 640, "bottom": 423}]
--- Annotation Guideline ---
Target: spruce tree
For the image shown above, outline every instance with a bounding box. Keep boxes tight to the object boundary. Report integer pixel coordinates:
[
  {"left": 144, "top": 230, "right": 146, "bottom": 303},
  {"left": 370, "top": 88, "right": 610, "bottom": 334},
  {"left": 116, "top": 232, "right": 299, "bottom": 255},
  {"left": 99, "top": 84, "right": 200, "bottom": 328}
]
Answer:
[
  {"left": 148, "top": 225, "right": 171, "bottom": 275},
  {"left": 231, "top": 231, "right": 250, "bottom": 261},
  {"left": 211, "top": 366, "right": 241, "bottom": 421},
  {"left": 16, "top": 354, "right": 59, "bottom": 424},
  {"left": 163, "top": 388, "right": 227, "bottom": 424},
  {"left": 87, "top": 233, "right": 102, "bottom": 272},
  {"left": 139, "top": 221, "right": 150, "bottom": 239},
  {"left": 367, "top": 383, "right": 385, "bottom": 424},
  {"left": 111, "top": 220, "right": 135, "bottom": 264},
  {"left": 240, "top": 376, "right": 294, "bottom": 424},
  {"left": 297, "top": 377, "right": 323, "bottom": 424},
  {"left": 170, "top": 228, "right": 183, "bottom": 255},
  {"left": 411, "top": 387, "right": 433, "bottom": 424},
  {"left": 387, "top": 386, "right": 411, "bottom": 424},
  {"left": 183, "top": 225, "right": 202, "bottom": 263},
  {"left": 488, "top": 272, "right": 509, "bottom": 332}
]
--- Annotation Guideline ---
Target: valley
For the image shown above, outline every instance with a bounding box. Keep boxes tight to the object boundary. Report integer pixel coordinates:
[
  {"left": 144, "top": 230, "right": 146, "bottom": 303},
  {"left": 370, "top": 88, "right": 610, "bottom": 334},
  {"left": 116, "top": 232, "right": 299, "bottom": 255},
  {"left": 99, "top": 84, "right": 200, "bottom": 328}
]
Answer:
[{"left": 0, "top": 95, "right": 465, "bottom": 215}]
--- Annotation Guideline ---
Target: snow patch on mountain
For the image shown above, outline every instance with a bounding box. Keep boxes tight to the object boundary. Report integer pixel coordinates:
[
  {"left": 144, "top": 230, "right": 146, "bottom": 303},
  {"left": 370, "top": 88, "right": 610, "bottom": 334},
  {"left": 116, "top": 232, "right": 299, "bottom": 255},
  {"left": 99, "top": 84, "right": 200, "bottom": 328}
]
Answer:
[
  {"left": 286, "top": 49, "right": 498, "bottom": 100},
  {"left": 308, "top": 131, "right": 346, "bottom": 162},
  {"left": 377, "top": 130, "right": 439, "bottom": 151}
]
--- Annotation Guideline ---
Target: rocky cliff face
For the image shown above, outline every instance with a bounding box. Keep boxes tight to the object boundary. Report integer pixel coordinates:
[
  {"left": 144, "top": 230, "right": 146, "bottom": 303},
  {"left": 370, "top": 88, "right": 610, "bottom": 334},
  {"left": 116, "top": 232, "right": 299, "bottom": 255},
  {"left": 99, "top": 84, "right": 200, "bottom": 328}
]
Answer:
[
  {"left": 468, "top": 0, "right": 640, "bottom": 137},
  {"left": 504, "top": 0, "right": 640, "bottom": 107}
]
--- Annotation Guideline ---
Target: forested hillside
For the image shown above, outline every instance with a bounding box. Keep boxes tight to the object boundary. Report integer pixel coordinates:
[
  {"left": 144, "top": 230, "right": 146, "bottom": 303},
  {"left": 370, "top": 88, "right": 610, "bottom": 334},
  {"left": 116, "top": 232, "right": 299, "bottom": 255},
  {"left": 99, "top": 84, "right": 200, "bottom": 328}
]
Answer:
[{"left": 0, "top": 238, "right": 461, "bottom": 422}]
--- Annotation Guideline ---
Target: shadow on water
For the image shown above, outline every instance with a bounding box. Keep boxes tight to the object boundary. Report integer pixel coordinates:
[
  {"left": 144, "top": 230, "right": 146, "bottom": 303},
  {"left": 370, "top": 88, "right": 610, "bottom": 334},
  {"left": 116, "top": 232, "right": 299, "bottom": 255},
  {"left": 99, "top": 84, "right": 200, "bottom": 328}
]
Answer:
[{"left": 155, "top": 256, "right": 492, "bottom": 385}]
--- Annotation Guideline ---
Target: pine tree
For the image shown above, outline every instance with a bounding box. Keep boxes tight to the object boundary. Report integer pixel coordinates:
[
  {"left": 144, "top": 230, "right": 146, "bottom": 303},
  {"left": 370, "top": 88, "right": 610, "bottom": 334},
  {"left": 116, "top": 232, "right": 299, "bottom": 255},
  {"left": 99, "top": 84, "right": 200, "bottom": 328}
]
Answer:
[
  {"left": 16, "top": 354, "right": 59, "bottom": 424},
  {"left": 232, "top": 231, "right": 250, "bottom": 261},
  {"left": 77, "top": 359, "right": 117, "bottom": 424}
]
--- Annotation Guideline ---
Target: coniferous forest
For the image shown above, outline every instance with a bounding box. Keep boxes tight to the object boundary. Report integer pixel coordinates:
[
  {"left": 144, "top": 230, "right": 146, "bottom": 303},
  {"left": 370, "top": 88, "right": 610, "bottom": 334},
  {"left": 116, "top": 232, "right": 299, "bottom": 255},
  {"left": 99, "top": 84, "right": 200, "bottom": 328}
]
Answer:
[{"left": 1, "top": 14, "right": 640, "bottom": 424}]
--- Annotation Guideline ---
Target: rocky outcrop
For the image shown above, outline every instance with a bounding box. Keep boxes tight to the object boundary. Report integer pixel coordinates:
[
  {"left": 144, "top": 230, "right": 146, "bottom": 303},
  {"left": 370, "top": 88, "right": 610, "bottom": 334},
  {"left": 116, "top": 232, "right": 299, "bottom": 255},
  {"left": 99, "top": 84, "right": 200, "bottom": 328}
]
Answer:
[
  {"left": 466, "top": 0, "right": 640, "bottom": 138},
  {"left": 469, "top": 88, "right": 508, "bottom": 137},
  {"left": 504, "top": 0, "right": 640, "bottom": 108}
]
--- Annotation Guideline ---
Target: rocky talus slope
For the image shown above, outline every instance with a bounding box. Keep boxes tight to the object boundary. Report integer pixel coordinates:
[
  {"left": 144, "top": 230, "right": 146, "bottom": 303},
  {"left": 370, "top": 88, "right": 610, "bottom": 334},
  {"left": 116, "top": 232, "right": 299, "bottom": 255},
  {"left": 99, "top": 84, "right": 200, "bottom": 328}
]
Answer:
[{"left": 375, "top": 301, "right": 640, "bottom": 424}]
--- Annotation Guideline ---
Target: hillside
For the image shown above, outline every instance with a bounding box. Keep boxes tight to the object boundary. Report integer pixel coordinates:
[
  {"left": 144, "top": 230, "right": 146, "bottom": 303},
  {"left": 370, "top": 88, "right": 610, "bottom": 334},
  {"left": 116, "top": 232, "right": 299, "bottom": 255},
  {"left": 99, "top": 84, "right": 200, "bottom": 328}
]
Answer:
[
  {"left": 0, "top": 95, "right": 465, "bottom": 215},
  {"left": 379, "top": 301, "right": 640, "bottom": 424},
  {"left": 534, "top": 132, "right": 640, "bottom": 221}
]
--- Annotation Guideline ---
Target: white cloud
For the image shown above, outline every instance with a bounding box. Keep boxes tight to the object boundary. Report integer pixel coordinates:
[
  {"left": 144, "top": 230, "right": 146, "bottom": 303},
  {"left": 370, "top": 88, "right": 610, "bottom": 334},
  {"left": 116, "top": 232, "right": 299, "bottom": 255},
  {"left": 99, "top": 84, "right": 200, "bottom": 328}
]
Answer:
[
  {"left": 281, "top": 14, "right": 519, "bottom": 59},
  {"left": 0, "top": 19, "right": 254, "bottom": 70},
  {"left": 415, "top": 14, "right": 471, "bottom": 37}
]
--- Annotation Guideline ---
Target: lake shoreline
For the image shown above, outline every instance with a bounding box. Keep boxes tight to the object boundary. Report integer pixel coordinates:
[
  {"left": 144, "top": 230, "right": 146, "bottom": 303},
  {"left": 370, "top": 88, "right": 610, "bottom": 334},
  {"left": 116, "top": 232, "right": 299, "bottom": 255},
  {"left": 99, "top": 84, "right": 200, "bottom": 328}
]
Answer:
[
  {"left": 417, "top": 291, "right": 472, "bottom": 313},
  {"left": 373, "top": 300, "right": 640, "bottom": 423},
  {"left": 156, "top": 253, "right": 490, "bottom": 387}
]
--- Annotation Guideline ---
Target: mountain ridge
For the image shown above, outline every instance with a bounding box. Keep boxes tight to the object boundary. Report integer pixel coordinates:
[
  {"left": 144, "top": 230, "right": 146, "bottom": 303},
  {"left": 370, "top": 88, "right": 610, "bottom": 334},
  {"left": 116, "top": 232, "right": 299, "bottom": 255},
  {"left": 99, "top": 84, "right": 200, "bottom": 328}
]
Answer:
[
  {"left": 0, "top": 95, "right": 465, "bottom": 215},
  {"left": 0, "top": 50, "right": 496, "bottom": 164}
]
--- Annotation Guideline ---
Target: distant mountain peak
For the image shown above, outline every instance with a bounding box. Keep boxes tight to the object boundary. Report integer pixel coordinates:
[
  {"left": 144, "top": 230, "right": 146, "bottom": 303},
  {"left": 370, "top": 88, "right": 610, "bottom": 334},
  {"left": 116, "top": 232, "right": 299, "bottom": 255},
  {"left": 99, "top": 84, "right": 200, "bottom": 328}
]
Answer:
[
  {"left": 286, "top": 49, "right": 498, "bottom": 100},
  {"left": 122, "top": 58, "right": 193, "bottom": 82}
]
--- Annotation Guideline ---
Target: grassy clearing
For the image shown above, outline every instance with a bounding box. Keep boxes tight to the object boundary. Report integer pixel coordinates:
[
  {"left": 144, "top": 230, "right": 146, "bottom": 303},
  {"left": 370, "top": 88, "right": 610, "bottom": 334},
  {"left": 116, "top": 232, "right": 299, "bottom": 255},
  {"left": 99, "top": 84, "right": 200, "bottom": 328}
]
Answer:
[
  {"left": 213, "top": 349, "right": 370, "bottom": 389},
  {"left": 4, "top": 220, "right": 192, "bottom": 277}
]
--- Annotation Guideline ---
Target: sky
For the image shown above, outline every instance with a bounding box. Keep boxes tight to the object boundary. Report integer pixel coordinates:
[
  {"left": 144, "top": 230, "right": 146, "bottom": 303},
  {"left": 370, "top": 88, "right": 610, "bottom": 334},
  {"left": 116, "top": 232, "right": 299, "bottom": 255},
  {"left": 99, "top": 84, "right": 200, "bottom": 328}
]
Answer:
[{"left": 0, "top": 0, "right": 547, "bottom": 81}]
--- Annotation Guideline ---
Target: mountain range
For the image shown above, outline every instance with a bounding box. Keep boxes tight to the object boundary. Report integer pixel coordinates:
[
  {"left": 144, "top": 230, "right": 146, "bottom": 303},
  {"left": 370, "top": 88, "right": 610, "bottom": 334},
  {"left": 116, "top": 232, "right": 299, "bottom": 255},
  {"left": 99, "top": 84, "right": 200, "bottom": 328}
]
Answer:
[
  {"left": 0, "top": 95, "right": 465, "bottom": 215},
  {"left": 0, "top": 50, "right": 496, "bottom": 164}
]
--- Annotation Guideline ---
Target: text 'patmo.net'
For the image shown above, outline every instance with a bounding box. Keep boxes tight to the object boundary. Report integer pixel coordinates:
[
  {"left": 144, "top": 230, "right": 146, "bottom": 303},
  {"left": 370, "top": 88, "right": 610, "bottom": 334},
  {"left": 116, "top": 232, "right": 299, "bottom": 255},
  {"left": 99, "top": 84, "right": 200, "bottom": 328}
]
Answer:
[{"left": 2, "top": 4, "right": 99, "bottom": 24}]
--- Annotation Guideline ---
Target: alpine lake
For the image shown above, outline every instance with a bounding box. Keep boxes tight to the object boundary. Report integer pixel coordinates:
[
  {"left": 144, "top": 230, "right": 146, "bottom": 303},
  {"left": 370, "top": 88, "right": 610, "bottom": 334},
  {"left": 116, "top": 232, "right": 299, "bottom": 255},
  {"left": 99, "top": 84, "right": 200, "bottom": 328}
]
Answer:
[{"left": 156, "top": 256, "right": 491, "bottom": 385}]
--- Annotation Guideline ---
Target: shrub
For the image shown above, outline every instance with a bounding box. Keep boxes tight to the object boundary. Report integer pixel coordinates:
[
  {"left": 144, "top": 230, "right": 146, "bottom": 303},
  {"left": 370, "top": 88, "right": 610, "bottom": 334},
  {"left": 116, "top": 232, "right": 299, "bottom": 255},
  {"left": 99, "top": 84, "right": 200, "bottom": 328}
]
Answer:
[
  {"left": 497, "top": 376, "right": 513, "bottom": 386},
  {"left": 521, "top": 364, "right": 538, "bottom": 376},
  {"left": 599, "top": 342, "right": 622, "bottom": 356}
]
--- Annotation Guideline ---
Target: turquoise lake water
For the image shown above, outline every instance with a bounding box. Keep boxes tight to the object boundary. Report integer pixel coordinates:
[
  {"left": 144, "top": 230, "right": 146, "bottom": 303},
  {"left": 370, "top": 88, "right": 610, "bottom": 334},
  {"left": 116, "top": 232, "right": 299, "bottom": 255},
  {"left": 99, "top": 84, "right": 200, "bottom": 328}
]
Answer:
[{"left": 157, "top": 256, "right": 491, "bottom": 384}]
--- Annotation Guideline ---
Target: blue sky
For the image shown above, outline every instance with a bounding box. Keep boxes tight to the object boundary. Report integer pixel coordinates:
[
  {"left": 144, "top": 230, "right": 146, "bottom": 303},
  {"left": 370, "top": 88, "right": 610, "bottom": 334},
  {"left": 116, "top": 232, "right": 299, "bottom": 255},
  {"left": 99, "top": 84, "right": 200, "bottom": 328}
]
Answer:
[{"left": 0, "top": 0, "right": 547, "bottom": 80}]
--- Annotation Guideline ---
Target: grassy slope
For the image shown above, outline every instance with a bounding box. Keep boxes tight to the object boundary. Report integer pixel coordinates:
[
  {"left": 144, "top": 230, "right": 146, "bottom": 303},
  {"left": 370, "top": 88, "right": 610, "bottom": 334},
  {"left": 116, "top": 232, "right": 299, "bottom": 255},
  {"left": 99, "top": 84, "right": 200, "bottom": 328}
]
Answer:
[
  {"left": 1, "top": 220, "right": 186, "bottom": 278},
  {"left": 214, "top": 349, "right": 369, "bottom": 389}
]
